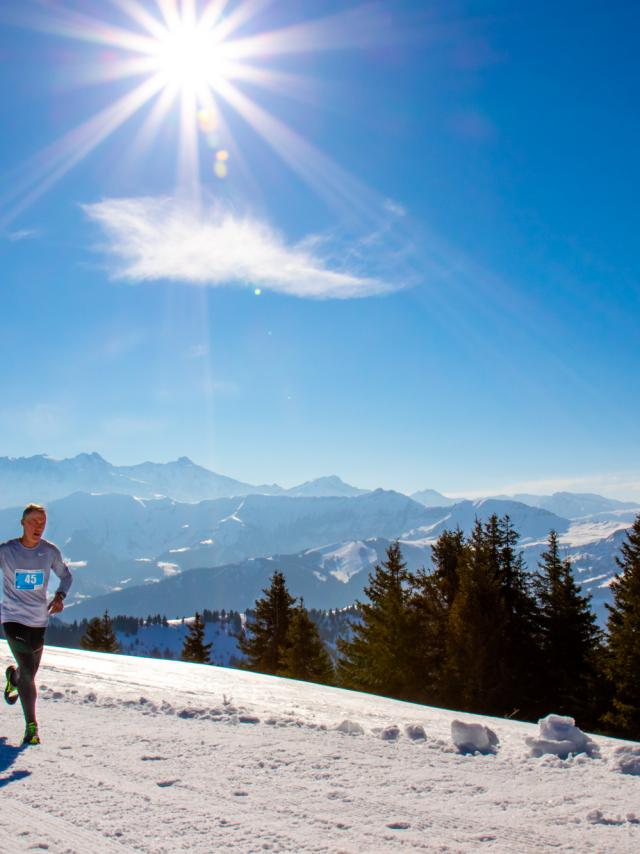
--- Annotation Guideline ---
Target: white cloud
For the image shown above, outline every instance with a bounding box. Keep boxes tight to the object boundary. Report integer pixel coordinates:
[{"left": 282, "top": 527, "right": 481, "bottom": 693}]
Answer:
[
  {"left": 6, "top": 228, "right": 39, "bottom": 242},
  {"left": 84, "top": 197, "right": 396, "bottom": 300}
]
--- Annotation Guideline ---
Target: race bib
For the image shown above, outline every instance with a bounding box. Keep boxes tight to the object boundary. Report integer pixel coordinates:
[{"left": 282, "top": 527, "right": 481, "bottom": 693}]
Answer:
[{"left": 15, "top": 571, "right": 45, "bottom": 591}]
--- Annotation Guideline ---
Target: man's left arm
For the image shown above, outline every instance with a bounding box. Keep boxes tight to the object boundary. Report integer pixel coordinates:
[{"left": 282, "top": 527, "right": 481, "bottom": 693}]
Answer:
[{"left": 48, "top": 548, "right": 73, "bottom": 614}]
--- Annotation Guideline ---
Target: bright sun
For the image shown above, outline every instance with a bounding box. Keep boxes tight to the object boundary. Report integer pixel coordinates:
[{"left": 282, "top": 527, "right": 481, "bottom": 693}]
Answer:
[
  {"left": 1, "top": 0, "right": 383, "bottom": 225},
  {"left": 151, "top": 23, "right": 229, "bottom": 93}
]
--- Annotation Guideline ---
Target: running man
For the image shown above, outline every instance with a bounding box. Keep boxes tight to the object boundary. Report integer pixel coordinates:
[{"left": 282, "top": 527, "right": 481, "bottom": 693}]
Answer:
[{"left": 1, "top": 503, "right": 72, "bottom": 745}]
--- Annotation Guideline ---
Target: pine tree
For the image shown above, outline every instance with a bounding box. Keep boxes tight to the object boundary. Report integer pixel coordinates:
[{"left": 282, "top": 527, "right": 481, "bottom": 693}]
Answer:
[
  {"left": 80, "top": 610, "right": 120, "bottom": 653},
  {"left": 336, "top": 541, "right": 414, "bottom": 700},
  {"left": 603, "top": 515, "right": 640, "bottom": 736},
  {"left": 280, "top": 601, "right": 334, "bottom": 684},
  {"left": 534, "top": 530, "right": 601, "bottom": 720},
  {"left": 181, "top": 612, "right": 212, "bottom": 664},
  {"left": 493, "top": 515, "right": 542, "bottom": 716},
  {"left": 430, "top": 527, "right": 465, "bottom": 608},
  {"left": 407, "top": 528, "right": 465, "bottom": 704},
  {"left": 445, "top": 520, "right": 507, "bottom": 713},
  {"left": 239, "top": 571, "right": 296, "bottom": 674}
]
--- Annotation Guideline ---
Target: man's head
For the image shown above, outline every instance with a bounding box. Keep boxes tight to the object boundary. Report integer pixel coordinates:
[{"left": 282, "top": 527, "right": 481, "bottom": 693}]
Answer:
[{"left": 21, "top": 504, "right": 47, "bottom": 545}]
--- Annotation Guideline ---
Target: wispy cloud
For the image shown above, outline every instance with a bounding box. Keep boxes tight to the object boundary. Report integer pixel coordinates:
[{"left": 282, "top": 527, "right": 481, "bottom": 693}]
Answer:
[
  {"left": 84, "top": 197, "right": 399, "bottom": 300},
  {"left": 383, "top": 198, "right": 407, "bottom": 218},
  {"left": 5, "top": 228, "right": 39, "bottom": 242}
]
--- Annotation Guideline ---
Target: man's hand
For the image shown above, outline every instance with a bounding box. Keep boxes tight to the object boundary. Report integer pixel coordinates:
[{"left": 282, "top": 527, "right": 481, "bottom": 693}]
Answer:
[{"left": 47, "top": 592, "right": 65, "bottom": 615}]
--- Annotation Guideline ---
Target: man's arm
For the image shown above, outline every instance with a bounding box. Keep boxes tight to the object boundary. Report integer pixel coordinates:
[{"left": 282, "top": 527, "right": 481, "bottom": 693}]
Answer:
[{"left": 48, "top": 547, "right": 73, "bottom": 613}]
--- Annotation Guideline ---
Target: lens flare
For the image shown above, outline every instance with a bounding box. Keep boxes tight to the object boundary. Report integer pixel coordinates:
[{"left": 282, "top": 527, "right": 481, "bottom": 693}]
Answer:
[{"left": 1, "top": 0, "right": 401, "bottom": 225}]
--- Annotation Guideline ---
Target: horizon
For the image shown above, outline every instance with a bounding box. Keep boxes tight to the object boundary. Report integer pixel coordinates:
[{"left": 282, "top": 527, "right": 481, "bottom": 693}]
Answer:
[
  {"left": 2, "top": 448, "right": 640, "bottom": 504},
  {"left": 1, "top": 2, "right": 638, "bottom": 503}
]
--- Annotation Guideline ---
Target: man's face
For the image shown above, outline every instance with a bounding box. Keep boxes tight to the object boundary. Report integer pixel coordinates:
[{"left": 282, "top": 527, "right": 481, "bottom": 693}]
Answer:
[{"left": 22, "top": 510, "right": 47, "bottom": 543}]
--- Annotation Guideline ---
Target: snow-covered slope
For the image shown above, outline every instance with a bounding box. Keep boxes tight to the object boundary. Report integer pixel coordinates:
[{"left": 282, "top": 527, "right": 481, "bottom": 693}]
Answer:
[{"left": 0, "top": 642, "right": 638, "bottom": 853}]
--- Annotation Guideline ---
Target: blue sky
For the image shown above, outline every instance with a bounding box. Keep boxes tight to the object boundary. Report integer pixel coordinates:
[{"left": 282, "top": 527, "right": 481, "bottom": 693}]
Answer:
[{"left": 0, "top": 0, "right": 638, "bottom": 499}]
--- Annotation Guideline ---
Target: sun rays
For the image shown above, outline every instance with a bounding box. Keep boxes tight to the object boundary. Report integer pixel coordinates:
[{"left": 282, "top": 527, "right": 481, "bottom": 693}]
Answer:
[{"left": 0, "top": 0, "right": 397, "bottom": 227}]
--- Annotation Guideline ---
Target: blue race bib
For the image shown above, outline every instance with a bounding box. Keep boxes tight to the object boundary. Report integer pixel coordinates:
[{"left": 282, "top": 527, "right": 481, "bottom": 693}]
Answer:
[{"left": 15, "top": 571, "right": 45, "bottom": 591}]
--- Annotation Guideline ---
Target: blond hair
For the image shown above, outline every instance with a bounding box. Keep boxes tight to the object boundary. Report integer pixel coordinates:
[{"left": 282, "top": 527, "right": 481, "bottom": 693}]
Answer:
[{"left": 21, "top": 503, "right": 46, "bottom": 521}]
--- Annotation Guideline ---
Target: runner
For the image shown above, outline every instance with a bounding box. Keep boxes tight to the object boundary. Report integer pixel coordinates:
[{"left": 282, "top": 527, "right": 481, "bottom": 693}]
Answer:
[{"left": 1, "top": 503, "right": 72, "bottom": 745}]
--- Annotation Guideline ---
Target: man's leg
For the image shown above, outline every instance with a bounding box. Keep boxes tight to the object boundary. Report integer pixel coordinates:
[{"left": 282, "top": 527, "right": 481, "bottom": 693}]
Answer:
[{"left": 3, "top": 622, "right": 45, "bottom": 725}]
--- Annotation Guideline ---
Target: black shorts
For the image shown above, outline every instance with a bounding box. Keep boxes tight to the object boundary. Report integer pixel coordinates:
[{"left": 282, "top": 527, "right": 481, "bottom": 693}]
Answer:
[{"left": 2, "top": 622, "right": 46, "bottom": 655}]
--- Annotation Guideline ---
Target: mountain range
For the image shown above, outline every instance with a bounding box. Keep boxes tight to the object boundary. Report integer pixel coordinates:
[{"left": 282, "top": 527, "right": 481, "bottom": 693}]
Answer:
[
  {"left": 0, "top": 453, "right": 366, "bottom": 506},
  {"left": 1, "top": 453, "right": 636, "bottom": 515},
  {"left": 0, "top": 452, "right": 638, "bottom": 623}
]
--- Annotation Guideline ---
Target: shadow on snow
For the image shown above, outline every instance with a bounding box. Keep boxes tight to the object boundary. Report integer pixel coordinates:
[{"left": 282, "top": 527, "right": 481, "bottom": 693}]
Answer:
[{"left": 0, "top": 737, "right": 31, "bottom": 787}]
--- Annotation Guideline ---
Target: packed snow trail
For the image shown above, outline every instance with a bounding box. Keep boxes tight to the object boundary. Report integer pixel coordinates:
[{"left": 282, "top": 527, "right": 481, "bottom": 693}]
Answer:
[{"left": 0, "top": 643, "right": 639, "bottom": 853}]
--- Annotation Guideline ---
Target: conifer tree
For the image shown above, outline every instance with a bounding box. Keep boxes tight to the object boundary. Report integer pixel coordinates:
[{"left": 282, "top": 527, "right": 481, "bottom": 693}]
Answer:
[
  {"left": 430, "top": 527, "right": 465, "bottom": 608},
  {"left": 239, "top": 570, "right": 296, "bottom": 674},
  {"left": 493, "top": 515, "right": 542, "bottom": 716},
  {"left": 445, "top": 520, "right": 507, "bottom": 713},
  {"left": 336, "top": 541, "right": 414, "bottom": 700},
  {"left": 181, "top": 612, "right": 212, "bottom": 664},
  {"left": 603, "top": 515, "right": 640, "bottom": 736},
  {"left": 534, "top": 530, "right": 600, "bottom": 719},
  {"left": 80, "top": 610, "right": 120, "bottom": 653},
  {"left": 408, "top": 528, "right": 465, "bottom": 704},
  {"left": 280, "top": 600, "right": 334, "bottom": 684}
]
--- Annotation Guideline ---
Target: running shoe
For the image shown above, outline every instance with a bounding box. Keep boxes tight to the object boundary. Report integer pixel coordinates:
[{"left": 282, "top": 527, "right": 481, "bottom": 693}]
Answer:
[
  {"left": 4, "top": 665, "right": 18, "bottom": 705},
  {"left": 23, "top": 722, "right": 40, "bottom": 746}
]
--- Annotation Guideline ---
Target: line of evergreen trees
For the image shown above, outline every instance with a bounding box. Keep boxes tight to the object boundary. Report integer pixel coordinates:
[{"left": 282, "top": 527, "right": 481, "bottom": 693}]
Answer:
[
  {"left": 239, "top": 513, "right": 640, "bottom": 739},
  {"left": 336, "top": 514, "right": 640, "bottom": 738}
]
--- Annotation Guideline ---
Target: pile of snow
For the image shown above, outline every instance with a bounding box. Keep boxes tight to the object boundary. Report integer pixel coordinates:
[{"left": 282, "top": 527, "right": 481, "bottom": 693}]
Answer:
[
  {"left": 404, "top": 723, "right": 427, "bottom": 741},
  {"left": 451, "top": 720, "right": 499, "bottom": 754},
  {"left": 610, "top": 745, "right": 640, "bottom": 776},
  {"left": 525, "top": 714, "right": 599, "bottom": 759},
  {"left": 334, "top": 719, "right": 364, "bottom": 736}
]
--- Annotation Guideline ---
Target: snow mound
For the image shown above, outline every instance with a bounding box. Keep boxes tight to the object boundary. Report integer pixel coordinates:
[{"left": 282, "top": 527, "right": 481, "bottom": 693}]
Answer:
[
  {"left": 379, "top": 724, "right": 401, "bottom": 741},
  {"left": 451, "top": 720, "right": 499, "bottom": 754},
  {"left": 525, "top": 714, "right": 598, "bottom": 759},
  {"left": 610, "top": 745, "right": 640, "bottom": 776},
  {"left": 334, "top": 719, "right": 364, "bottom": 736},
  {"left": 404, "top": 723, "right": 427, "bottom": 741}
]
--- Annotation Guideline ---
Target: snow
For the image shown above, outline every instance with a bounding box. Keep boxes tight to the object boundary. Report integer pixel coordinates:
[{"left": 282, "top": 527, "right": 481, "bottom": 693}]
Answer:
[
  {"left": 559, "top": 518, "right": 635, "bottom": 547},
  {"left": 451, "top": 720, "right": 499, "bottom": 754},
  {"left": 309, "top": 540, "right": 379, "bottom": 583},
  {"left": 156, "top": 561, "right": 180, "bottom": 576},
  {"left": 611, "top": 745, "right": 640, "bottom": 776},
  {"left": 525, "top": 715, "right": 599, "bottom": 759},
  {"left": 1, "top": 642, "right": 639, "bottom": 852}
]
